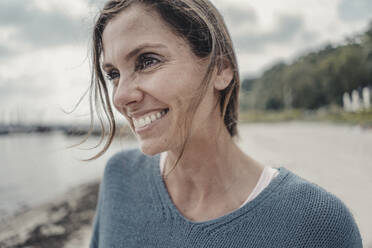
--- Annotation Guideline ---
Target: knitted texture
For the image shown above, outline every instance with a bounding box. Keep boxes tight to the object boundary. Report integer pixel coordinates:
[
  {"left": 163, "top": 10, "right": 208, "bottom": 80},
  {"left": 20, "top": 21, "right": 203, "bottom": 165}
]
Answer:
[{"left": 90, "top": 149, "right": 362, "bottom": 248}]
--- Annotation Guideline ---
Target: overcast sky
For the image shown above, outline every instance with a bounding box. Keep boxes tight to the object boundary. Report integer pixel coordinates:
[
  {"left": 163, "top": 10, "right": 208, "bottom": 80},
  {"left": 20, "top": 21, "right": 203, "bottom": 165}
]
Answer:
[{"left": 0, "top": 0, "right": 371, "bottom": 124}]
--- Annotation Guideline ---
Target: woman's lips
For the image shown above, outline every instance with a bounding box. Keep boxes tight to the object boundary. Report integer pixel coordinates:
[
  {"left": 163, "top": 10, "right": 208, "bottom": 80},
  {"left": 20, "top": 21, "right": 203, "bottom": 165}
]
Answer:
[{"left": 133, "top": 109, "right": 169, "bottom": 131}]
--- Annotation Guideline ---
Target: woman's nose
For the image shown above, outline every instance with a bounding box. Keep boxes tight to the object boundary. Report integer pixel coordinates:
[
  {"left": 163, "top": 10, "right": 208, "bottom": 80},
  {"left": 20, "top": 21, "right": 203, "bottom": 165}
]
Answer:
[{"left": 113, "top": 78, "right": 143, "bottom": 110}]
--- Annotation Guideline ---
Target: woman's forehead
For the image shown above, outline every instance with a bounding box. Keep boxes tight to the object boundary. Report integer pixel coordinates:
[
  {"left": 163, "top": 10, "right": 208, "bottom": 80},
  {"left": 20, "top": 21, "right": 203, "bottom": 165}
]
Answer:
[
  {"left": 102, "top": 4, "right": 190, "bottom": 64},
  {"left": 103, "top": 6, "right": 170, "bottom": 48},
  {"left": 103, "top": 3, "right": 175, "bottom": 39}
]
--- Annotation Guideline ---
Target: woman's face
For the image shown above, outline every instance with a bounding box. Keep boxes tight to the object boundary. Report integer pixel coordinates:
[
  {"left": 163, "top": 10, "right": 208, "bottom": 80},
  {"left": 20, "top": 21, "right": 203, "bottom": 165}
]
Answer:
[{"left": 102, "top": 4, "right": 221, "bottom": 155}]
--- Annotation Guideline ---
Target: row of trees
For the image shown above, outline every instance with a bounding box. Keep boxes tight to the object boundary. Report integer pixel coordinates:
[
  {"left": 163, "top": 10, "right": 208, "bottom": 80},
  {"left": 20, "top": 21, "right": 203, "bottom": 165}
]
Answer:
[{"left": 240, "top": 22, "right": 372, "bottom": 111}]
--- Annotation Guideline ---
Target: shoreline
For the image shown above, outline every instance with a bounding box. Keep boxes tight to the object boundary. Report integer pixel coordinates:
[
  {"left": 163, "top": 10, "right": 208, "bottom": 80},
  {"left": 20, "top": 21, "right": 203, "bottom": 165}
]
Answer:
[{"left": 0, "top": 181, "right": 99, "bottom": 248}]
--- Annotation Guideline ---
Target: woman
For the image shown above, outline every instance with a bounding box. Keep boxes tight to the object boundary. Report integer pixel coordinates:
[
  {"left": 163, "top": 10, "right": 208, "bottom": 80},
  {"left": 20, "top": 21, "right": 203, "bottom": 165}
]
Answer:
[{"left": 89, "top": 0, "right": 362, "bottom": 247}]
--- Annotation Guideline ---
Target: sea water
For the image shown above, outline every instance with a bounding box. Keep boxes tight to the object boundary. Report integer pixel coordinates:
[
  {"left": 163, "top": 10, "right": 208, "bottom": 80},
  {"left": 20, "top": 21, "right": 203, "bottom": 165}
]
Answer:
[{"left": 0, "top": 132, "right": 138, "bottom": 221}]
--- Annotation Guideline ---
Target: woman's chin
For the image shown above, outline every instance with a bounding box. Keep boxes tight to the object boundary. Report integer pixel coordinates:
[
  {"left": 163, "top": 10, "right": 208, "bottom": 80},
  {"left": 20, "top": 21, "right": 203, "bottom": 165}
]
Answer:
[{"left": 138, "top": 141, "right": 165, "bottom": 156}]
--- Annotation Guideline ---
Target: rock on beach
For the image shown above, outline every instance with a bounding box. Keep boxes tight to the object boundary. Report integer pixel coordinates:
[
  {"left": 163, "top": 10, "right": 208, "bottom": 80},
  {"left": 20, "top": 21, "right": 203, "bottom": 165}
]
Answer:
[{"left": 0, "top": 182, "right": 99, "bottom": 248}]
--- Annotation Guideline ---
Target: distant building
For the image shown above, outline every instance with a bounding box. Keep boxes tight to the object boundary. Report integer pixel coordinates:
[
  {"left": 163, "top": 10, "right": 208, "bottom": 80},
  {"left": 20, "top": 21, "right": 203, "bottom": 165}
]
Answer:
[
  {"left": 343, "top": 92, "right": 352, "bottom": 112},
  {"left": 351, "top": 90, "right": 361, "bottom": 112},
  {"left": 362, "top": 87, "right": 370, "bottom": 110}
]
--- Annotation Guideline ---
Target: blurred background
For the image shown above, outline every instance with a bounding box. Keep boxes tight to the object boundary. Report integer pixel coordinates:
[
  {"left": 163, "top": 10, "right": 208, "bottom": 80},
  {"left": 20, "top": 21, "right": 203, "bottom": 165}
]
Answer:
[{"left": 0, "top": 0, "right": 371, "bottom": 247}]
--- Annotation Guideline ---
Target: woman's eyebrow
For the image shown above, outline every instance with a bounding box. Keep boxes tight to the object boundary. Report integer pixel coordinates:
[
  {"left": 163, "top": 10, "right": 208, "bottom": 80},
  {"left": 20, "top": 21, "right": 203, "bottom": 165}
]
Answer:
[
  {"left": 126, "top": 43, "right": 167, "bottom": 61},
  {"left": 103, "top": 43, "right": 167, "bottom": 70}
]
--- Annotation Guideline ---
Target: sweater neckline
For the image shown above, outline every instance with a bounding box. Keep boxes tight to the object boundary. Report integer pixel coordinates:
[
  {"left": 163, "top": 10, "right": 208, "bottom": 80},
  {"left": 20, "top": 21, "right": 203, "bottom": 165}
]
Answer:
[{"left": 150, "top": 154, "right": 291, "bottom": 226}]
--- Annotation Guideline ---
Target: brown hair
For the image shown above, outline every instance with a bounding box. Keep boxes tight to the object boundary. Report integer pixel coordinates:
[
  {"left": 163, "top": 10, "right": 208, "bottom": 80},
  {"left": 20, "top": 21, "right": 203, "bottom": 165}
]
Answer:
[{"left": 87, "top": 0, "right": 240, "bottom": 165}]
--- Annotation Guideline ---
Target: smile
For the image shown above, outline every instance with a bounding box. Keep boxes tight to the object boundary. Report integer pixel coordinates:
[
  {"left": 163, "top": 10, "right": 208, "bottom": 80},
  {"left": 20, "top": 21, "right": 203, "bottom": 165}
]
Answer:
[{"left": 132, "top": 109, "right": 169, "bottom": 130}]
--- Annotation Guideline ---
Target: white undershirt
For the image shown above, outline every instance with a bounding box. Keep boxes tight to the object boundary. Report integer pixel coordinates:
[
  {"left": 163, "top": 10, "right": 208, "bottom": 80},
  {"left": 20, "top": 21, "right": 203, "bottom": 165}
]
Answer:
[{"left": 159, "top": 152, "right": 278, "bottom": 208}]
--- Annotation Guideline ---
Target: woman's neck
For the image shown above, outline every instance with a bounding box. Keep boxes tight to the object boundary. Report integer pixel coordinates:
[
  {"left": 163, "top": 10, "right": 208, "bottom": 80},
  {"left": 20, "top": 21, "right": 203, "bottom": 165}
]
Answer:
[{"left": 163, "top": 123, "right": 264, "bottom": 222}]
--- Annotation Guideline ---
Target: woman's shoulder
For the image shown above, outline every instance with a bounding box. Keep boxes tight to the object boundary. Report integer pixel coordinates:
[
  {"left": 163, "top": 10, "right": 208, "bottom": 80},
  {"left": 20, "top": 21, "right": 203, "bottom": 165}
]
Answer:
[
  {"left": 277, "top": 168, "right": 356, "bottom": 221},
  {"left": 273, "top": 168, "right": 362, "bottom": 246},
  {"left": 106, "top": 148, "right": 145, "bottom": 165},
  {"left": 278, "top": 168, "right": 352, "bottom": 212},
  {"left": 102, "top": 149, "right": 157, "bottom": 183}
]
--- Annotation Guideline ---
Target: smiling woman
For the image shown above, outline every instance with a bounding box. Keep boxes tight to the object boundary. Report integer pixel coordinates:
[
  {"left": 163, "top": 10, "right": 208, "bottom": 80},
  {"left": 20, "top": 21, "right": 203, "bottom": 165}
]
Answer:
[
  {"left": 101, "top": 5, "right": 221, "bottom": 157},
  {"left": 89, "top": 0, "right": 239, "bottom": 162},
  {"left": 87, "top": 0, "right": 363, "bottom": 247}
]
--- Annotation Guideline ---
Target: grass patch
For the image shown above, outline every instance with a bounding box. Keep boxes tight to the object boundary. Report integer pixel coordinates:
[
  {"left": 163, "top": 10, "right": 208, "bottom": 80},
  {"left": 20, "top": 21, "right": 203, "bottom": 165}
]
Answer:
[
  {"left": 239, "top": 110, "right": 303, "bottom": 123},
  {"left": 239, "top": 109, "right": 372, "bottom": 128},
  {"left": 311, "top": 109, "right": 372, "bottom": 127}
]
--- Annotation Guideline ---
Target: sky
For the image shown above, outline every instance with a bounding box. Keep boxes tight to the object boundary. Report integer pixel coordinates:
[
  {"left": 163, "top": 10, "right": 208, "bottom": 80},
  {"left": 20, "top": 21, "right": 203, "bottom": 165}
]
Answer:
[{"left": 0, "top": 0, "right": 372, "bottom": 124}]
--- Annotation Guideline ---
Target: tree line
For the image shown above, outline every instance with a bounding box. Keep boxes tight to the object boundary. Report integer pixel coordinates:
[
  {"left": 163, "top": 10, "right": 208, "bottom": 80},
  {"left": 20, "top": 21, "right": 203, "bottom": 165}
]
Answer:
[{"left": 240, "top": 22, "right": 372, "bottom": 111}]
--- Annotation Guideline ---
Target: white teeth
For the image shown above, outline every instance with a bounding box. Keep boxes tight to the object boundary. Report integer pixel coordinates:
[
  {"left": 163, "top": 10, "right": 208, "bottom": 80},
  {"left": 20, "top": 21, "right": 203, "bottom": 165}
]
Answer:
[
  {"left": 145, "top": 116, "right": 151, "bottom": 125},
  {"left": 133, "top": 109, "right": 168, "bottom": 129}
]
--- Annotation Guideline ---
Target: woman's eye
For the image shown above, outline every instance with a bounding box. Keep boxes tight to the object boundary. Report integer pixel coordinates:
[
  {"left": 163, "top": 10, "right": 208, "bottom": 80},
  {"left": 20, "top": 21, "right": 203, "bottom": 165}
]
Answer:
[
  {"left": 135, "top": 54, "right": 161, "bottom": 71},
  {"left": 105, "top": 70, "right": 120, "bottom": 82}
]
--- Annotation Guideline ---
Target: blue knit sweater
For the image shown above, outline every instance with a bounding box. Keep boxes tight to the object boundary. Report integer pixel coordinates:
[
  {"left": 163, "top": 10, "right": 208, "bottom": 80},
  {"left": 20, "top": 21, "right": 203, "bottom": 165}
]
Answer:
[{"left": 90, "top": 149, "right": 362, "bottom": 247}]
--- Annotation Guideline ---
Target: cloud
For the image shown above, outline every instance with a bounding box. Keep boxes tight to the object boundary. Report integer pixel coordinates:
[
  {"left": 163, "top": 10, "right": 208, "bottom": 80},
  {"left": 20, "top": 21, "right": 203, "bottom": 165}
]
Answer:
[
  {"left": 88, "top": 0, "right": 106, "bottom": 9},
  {"left": 0, "top": 45, "right": 14, "bottom": 58},
  {"left": 338, "top": 0, "right": 372, "bottom": 21},
  {"left": 0, "top": 75, "right": 55, "bottom": 101},
  {"left": 0, "top": 76, "right": 58, "bottom": 123},
  {"left": 221, "top": 4, "right": 257, "bottom": 27},
  {"left": 233, "top": 14, "right": 305, "bottom": 53},
  {"left": 0, "top": 0, "right": 89, "bottom": 57}
]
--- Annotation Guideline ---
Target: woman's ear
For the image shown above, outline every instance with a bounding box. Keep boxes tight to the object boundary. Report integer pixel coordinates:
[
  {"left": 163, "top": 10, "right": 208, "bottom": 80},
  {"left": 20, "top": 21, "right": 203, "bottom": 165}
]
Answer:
[{"left": 214, "top": 58, "right": 234, "bottom": 91}]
